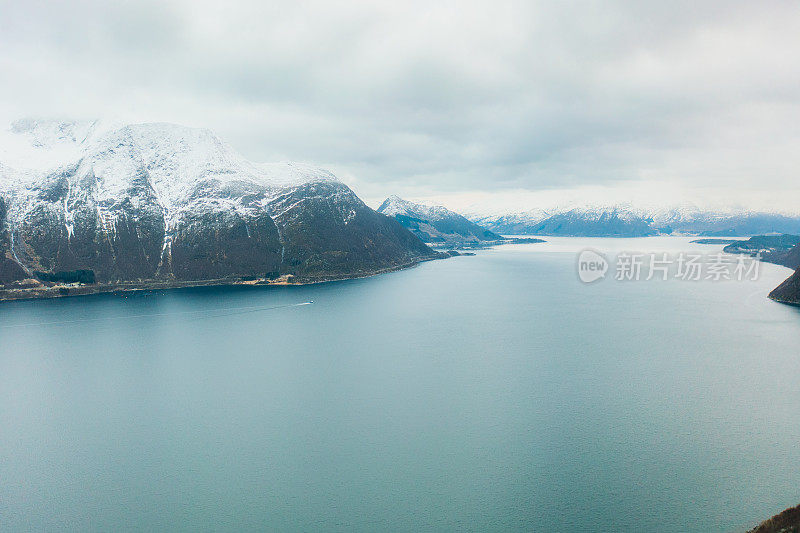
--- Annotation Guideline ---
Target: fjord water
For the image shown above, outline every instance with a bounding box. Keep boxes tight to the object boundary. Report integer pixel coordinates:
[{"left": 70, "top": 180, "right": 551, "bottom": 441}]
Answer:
[{"left": 2, "top": 237, "right": 799, "bottom": 532}]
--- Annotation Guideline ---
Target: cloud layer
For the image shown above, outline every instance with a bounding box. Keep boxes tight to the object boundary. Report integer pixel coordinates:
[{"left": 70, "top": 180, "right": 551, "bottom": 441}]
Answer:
[{"left": 2, "top": 0, "right": 799, "bottom": 208}]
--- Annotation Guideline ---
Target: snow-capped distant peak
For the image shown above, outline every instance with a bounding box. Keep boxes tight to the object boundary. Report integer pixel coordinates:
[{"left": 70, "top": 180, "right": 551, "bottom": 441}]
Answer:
[
  {"left": 377, "top": 195, "right": 455, "bottom": 222},
  {"left": 377, "top": 195, "right": 411, "bottom": 217}
]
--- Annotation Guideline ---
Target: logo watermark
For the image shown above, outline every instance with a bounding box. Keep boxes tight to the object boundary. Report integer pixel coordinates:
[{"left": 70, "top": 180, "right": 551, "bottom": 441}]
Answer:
[
  {"left": 577, "top": 249, "right": 609, "bottom": 283},
  {"left": 576, "top": 250, "right": 761, "bottom": 283}
]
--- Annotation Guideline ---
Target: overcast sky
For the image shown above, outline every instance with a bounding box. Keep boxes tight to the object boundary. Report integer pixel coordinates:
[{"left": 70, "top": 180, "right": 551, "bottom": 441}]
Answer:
[{"left": 1, "top": 0, "right": 799, "bottom": 212}]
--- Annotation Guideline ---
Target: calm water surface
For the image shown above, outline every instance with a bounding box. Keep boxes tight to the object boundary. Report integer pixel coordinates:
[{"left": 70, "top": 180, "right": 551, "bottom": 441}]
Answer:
[{"left": 2, "top": 237, "right": 799, "bottom": 532}]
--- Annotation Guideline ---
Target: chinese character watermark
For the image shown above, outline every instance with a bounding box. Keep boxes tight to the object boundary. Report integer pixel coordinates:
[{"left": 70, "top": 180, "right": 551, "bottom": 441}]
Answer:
[{"left": 577, "top": 250, "right": 761, "bottom": 283}]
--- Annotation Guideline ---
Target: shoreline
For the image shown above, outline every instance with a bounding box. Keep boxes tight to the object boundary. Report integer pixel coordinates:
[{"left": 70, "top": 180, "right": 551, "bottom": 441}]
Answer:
[
  {"left": 0, "top": 238, "right": 546, "bottom": 303},
  {"left": 0, "top": 256, "right": 444, "bottom": 303}
]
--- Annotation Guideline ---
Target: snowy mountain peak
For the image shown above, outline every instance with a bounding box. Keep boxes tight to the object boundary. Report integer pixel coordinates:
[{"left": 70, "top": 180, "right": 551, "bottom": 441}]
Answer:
[
  {"left": 470, "top": 202, "right": 800, "bottom": 237},
  {"left": 0, "top": 119, "right": 339, "bottom": 201},
  {"left": 377, "top": 195, "right": 411, "bottom": 217},
  {"left": 377, "top": 195, "right": 454, "bottom": 222}
]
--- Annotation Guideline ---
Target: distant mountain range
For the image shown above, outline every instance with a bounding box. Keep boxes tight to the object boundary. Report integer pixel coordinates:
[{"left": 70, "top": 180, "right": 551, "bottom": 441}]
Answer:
[
  {"left": 377, "top": 196, "right": 545, "bottom": 248},
  {"left": 469, "top": 205, "right": 800, "bottom": 237},
  {"left": 377, "top": 196, "right": 800, "bottom": 305},
  {"left": 0, "top": 120, "right": 439, "bottom": 298}
]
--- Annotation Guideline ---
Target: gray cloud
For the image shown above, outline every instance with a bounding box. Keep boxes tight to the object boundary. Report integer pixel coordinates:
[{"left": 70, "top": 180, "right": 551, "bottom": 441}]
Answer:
[{"left": 1, "top": 0, "right": 799, "bottom": 205}]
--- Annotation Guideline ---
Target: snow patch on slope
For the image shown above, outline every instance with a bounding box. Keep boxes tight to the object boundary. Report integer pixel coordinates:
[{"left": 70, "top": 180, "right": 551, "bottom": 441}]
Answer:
[{"left": 0, "top": 119, "right": 340, "bottom": 227}]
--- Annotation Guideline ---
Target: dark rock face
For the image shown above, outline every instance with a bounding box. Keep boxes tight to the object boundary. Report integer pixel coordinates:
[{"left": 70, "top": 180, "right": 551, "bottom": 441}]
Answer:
[
  {"left": 781, "top": 245, "right": 800, "bottom": 271},
  {"left": 273, "top": 184, "right": 435, "bottom": 279},
  {"left": 770, "top": 267, "right": 800, "bottom": 305},
  {"left": 10, "top": 166, "right": 167, "bottom": 283},
  {"left": 170, "top": 202, "right": 281, "bottom": 281},
  {"left": 102, "top": 169, "right": 168, "bottom": 281},
  {"left": 0, "top": 197, "right": 29, "bottom": 285}
]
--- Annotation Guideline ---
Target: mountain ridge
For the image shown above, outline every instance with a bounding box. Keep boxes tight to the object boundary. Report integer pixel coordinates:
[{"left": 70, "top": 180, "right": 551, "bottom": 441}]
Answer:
[
  {"left": 377, "top": 195, "right": 504, "bottom": 245},
  {"left": 468, "top": 204, "right": 800, "bottom": 237},
  {"left": 0, "top": 120, "right": 439, "bottom": 299}
]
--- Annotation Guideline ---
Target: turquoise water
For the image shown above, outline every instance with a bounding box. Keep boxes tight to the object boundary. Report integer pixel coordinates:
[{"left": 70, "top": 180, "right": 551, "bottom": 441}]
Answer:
[{"left": 1, "top": 237, "right": 799, "bottom": 532}]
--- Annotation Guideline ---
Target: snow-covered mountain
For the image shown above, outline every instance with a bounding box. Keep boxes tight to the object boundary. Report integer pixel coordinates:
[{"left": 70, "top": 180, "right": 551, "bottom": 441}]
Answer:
[
  {"left": 470, "top": 203, "right": 800, "bottom": 237},
  {"left": 377, "top": 195, "right": 502, "bottom": 245},
  {"left": 0, "top": 119, "right": 436, "bottom": 290},
  {"left": 471, "top": 204, "right": 657, "bottom": 237}
]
